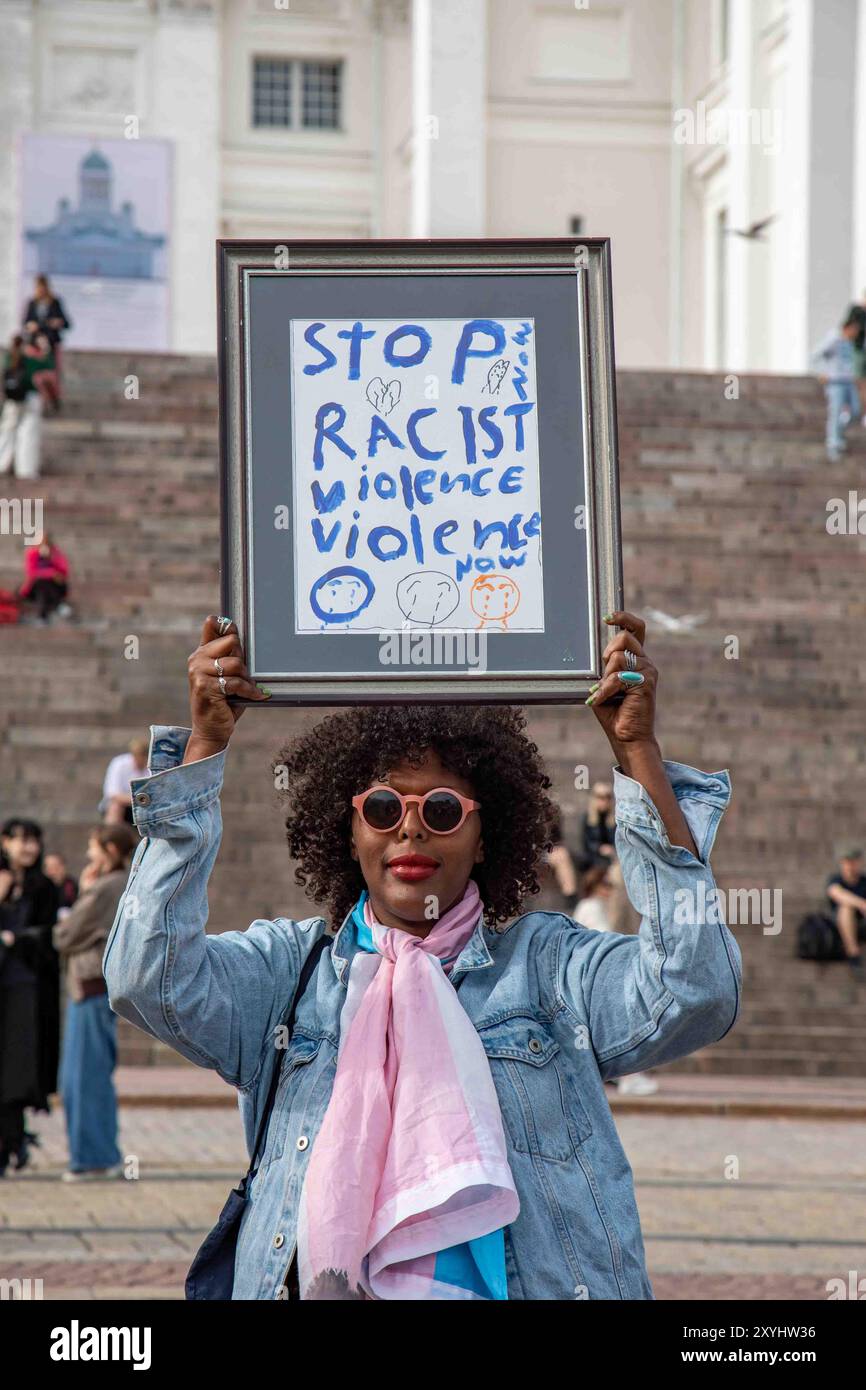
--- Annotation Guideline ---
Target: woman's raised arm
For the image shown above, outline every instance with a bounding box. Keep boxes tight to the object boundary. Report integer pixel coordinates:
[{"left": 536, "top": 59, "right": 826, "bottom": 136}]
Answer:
[
  {"left": 103, "top": 619, "right": 311, "bottom": 1090},
  {"left": 556, "top": 611, "right": 741, "bottom": 1077}
]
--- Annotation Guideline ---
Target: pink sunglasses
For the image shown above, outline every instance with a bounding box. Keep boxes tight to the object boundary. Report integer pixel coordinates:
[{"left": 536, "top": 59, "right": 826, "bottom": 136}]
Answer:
[{"left": 351, "top": 785, "right": 481, "bottom": 836}]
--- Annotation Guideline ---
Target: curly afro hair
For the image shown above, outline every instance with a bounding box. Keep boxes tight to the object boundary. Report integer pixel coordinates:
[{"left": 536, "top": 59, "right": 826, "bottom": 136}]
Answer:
[{"left": 273, "top": 704, "right": 556, "bottom": 930}]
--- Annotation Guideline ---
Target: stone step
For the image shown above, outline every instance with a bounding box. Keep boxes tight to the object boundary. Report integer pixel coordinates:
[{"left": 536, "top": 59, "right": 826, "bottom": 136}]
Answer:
[
  {"left": 719, "top": 1024, "right": 866, "bottom": 1052},
  {"left": 662, "top": 1051, "right": 856, "bottom": 1077}
]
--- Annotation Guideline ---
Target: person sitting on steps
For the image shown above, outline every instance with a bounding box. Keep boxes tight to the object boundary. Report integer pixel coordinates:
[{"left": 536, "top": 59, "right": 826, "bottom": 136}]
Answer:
[{"left": 826, "top": 846, "right": 866, "bottom": 979}]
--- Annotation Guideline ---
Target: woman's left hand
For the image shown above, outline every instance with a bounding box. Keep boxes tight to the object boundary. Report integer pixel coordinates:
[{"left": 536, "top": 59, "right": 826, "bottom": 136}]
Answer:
[
  {"left": 587, "top": 611, "right": 657, "bottom": 752},
  {"left": 586, "top": 611, "right": 699, "bottom": 856}
]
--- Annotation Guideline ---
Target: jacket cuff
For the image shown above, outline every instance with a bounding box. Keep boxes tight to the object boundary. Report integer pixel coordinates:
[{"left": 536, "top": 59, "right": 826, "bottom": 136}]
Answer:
[
  {"left": 130, "top": 726, "right": 226, "bottom": 830},
  {"left": 612, "top": 759, "right": 731, "bottom": 863}
]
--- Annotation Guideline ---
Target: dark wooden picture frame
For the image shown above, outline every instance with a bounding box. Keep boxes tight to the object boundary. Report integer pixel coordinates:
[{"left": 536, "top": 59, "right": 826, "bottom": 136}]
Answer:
[{"left": 218, "top": 237, "right": 623, "bottom": 706}]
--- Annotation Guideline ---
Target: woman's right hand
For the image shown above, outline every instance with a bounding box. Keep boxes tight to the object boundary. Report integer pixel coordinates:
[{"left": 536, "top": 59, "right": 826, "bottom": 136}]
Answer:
[
  {"left": 78, "top": 863, "right": 101, "bottom": 891},
  {"left": 183, "top": 616, "right": 271, "bottom": 764}
]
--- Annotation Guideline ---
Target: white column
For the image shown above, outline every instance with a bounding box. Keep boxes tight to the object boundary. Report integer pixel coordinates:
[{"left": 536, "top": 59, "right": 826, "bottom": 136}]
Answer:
[
  {"left": 669, "top": 0, "right": 686, "bottom": 368},
  {"left": 0, "top": 1, "right": 35, "bottom": 336},
  {"left": 151, "top": 1, "right": 221, "bottom": 353},
  {"left": 783, "top": 0, "right": 858, "bottom": 369},
  {"left": 725, "top": 0, "right": 765, "bottom": 371},
  {"left": 852, "top": 0, "right": 866, "bottom": 301},
  {"left": 805, "top": 0, "right": 858, "bottom": 352},
  {"left": 411, "top": 0, "right": 486, "bottom": 237},
  {"left": 780, "top": 0, "right": 813, "bottom": 370}
]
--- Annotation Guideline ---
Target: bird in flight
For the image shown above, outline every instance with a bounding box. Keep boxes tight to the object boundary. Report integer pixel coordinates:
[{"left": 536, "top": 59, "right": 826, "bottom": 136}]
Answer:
[{"left": 725, "top": 214, "right": 778, "bottom": 241}]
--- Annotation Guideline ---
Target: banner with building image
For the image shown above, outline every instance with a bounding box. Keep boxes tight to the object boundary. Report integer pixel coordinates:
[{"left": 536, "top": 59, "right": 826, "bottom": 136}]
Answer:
[{"left": 19, "top": 134, "right": 171, "bottom": 351}]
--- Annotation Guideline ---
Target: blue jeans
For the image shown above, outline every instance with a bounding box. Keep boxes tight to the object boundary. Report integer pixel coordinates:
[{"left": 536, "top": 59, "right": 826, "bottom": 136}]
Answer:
[
  {"left": 60, "top": 994, "right": 121, "bottom": 1172},
  {"left": 825, "top": 380, "right": 861, "bottom": 452}
]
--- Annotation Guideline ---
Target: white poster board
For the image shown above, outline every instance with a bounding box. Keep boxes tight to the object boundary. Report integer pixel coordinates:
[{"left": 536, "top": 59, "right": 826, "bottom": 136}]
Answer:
[{"left": 290, "top": 317, "right": 544, "bottom": 635}]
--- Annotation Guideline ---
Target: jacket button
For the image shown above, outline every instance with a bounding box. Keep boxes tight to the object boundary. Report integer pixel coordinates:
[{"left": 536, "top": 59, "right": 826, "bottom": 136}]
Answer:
[
  {"left": 273, "top": 1233, "right": 285, "bottom": 1249},
  {"left": 528, "top": 1037, "right": 542, "bottom": 1054},
  {"left": 134, "top": 792, "right": 151, "bottom": 807},
  {"left": 296, "top": 1135, "right": 309, "bottom": 1151}
]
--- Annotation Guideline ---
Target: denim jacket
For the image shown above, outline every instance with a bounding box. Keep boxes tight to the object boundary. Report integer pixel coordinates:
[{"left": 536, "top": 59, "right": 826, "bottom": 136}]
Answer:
[
  {"left": 104, "top": 726, "right": 741, "bottom": 1301},
  {"left": 810, "top": 329, "right": 857, "bottom": 381}
]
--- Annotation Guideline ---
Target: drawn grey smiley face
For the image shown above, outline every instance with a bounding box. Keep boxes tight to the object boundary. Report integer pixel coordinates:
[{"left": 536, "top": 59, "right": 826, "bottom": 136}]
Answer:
[{"left": 396, "top": 571, "right": 459, "bottom": 627}]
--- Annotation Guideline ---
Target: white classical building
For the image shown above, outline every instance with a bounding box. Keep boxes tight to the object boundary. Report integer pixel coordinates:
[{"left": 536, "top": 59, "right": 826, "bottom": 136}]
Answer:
[{"left": 1, "top": 0, "right": 864, "bottom": 369}]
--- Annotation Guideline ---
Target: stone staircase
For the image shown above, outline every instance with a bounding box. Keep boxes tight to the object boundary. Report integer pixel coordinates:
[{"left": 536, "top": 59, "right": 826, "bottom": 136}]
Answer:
[{"left": 1, "top": 352, "right": 864, "bottom": 1076}]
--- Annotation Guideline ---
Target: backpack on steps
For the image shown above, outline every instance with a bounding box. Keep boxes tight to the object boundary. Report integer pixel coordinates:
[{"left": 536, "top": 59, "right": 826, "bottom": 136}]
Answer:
[
  {"left": 796, "top": 912, "right": 846, "bottom": 961},
  {"left": 3, "top": 363, "right": 28, "bottom": 402}
]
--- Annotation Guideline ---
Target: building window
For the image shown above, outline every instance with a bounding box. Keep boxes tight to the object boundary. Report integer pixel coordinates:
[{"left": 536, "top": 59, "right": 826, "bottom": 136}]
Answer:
[
  {"left": 252, "top": 57, "right": 342, "bottom": 131},
  {"left": 253, "top": 58, "right": 293, "bottom": 129},
  {"left": 302, "top": 61, "right": 342, "bottom": 130}
]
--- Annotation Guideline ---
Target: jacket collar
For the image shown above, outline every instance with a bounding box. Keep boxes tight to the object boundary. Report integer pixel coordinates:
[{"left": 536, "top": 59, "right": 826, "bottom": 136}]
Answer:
[
  {"left": 329, "top": 900, "right": 495, "bottom": 987},
  {"left": 330, "top": 909, "right": 356, "bottom": 985}
]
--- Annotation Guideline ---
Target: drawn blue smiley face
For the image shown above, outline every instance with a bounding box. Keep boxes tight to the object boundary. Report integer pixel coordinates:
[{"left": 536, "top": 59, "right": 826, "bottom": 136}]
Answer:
[{"left": 310, "top": 566, "right": 375, "bottom": 625}]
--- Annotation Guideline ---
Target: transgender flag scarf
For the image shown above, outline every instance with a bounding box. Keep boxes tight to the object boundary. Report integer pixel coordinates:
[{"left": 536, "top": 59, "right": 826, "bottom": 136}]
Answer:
[{"left": 296, "top": 879, "right": 519, "bottom": 1300}]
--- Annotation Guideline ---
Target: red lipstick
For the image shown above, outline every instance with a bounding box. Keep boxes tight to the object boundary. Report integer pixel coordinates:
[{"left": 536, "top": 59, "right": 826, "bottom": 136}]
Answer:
[{"left": 387, "top": 853, "right": 439, "bottom": 882}]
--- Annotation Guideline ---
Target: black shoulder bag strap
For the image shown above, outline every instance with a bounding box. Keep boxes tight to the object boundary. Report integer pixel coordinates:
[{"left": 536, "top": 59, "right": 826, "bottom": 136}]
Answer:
[
  {"left": 248, "top": 932, "right": 330, "bottom": 1178},
  {"left": 184, "top": 931, "right": 331, "bottom": 1299}
]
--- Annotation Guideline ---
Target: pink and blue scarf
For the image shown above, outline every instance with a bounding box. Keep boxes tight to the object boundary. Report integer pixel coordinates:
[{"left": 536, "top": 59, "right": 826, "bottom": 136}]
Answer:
[{"left": 296, "top": 879, "right": 519, "bottom": 1300}]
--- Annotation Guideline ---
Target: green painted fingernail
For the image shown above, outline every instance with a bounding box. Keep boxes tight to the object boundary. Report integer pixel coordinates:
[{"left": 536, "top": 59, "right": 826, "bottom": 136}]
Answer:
[
  {"left": 586, "top": 694, "right": 595, "bottom": 706},
  {"left": 603, "top": 613, "right": 614, "bottom": 622},
  {"left": 258, "top": 685, "right": 273, "bottom": 696},
  {"left": 588, "top": 682, "right": 600, "bottom": 693}
]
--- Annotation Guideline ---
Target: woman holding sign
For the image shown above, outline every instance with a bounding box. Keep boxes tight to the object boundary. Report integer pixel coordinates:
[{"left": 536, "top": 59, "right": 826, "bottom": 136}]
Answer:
[{"left": 104, "top": 611, "right": 740, "bottom": 1300}]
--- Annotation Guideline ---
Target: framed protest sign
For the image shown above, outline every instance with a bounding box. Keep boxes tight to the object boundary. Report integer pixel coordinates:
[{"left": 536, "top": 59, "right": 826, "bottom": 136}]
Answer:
[{"left": 218, "top": 238, "right": 623, "bottom": 705}]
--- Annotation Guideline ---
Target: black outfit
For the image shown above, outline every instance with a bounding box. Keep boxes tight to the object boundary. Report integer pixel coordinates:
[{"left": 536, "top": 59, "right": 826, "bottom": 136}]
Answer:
[
  {"left": 849, "top": 304, "right": 866, "bottom": 351},
  {"left": 579, "top": 812, "right": 616, "bottom": 869},
  {"left": 826, "top": 872, "right": 866, "bottom": 938},
  {"left": 22, "top": 296, "right": 70, "bottom": 348},
  {"left": 55, "top": 876, "right": 78, "bottom": 910},
  {"left": 0, "top": 872, "right": 60, "bottom": 1173},
  {"left": 3, "top": 352, "right": 29, "bottom": 402},
  {"left": 27, "top": 577, "right": 67, "bottom": 620}
]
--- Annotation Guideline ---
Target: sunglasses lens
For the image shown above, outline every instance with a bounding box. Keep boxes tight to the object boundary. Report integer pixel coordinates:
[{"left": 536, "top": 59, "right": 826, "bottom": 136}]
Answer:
[
  {"left": 362, "top": 789, "right": 403, "bottom": 831},
  {"left": 422, "top": 791, "right": 464, "bottom": 833}
]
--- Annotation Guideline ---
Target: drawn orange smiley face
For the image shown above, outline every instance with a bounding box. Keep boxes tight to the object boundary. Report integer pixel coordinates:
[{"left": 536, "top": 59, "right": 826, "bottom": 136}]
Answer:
[{"left": 469, "top": 574, "right": 521, "bottom": 630}]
